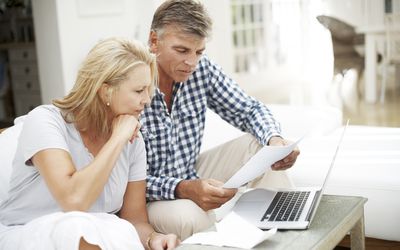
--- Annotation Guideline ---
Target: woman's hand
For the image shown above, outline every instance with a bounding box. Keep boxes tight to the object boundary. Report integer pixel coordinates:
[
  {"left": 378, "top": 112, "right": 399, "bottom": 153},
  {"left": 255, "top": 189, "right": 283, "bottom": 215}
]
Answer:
[
  {"left": 148, "top": 232, "right": 180, "bottom": 250},
  {"left": 110, "top": 114, "right": 141, "bottom": 143},
  {"left": 119, "top": 182, "right": 180, "bottom": 250}
]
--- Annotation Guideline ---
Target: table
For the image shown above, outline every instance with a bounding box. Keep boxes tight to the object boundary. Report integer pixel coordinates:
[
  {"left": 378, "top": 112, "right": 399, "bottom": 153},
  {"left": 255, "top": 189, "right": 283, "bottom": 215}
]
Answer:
[
  {"left": 356, "top": 26, "right": 385, "bottom": 103},
  {"left": 178, "top": 195, "right": 367, "bottom": 250}
]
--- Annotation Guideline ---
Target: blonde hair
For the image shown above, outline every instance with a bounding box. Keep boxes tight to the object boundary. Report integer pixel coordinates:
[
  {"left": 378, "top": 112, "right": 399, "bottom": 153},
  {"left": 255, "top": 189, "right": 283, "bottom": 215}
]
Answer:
[{"left": 53, "top": 37, "right": 157, "bottom": 136}]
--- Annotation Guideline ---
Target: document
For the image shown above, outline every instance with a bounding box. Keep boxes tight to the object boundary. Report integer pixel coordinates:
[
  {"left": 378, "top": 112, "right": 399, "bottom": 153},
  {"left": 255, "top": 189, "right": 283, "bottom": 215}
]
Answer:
[
  {"left": 182, "top": 211, "right": 277, "bottom": 249},
  {"left": 222, "top": 138, "right": 302, "bottom": 188}
]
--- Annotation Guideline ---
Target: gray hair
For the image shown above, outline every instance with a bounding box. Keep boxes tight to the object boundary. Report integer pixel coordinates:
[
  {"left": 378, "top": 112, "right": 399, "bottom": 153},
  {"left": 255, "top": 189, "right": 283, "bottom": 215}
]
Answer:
[{"left": 151, "top": 0, "right": 212, "bottom": 38}]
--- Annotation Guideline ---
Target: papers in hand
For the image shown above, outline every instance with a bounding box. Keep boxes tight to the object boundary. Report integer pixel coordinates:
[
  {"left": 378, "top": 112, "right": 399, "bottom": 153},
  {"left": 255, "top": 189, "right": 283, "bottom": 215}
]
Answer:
[
  {"left": 182, "top": 212, "right": 277, "bottom": 249},
  {"left": 223, "top": 138, "right": 302, "bottom": 188}
]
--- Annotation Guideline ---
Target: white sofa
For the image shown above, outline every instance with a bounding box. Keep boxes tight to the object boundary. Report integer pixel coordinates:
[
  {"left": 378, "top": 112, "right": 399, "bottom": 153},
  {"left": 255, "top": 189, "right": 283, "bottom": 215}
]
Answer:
[
  {"left": 201, "top": 104, "right": 343, "bottom": 153},
  {"left": 288, "top": 125, "right": 400, "bottom": 241},
  {"left": 1, "top": 106, "right": 399, "bottom": 242},
  {"left": 0, "top": 120, "right": 22, "bottom": 201},
  {"left": 202, "top": 105, "right": 400, "bottom": 242}
]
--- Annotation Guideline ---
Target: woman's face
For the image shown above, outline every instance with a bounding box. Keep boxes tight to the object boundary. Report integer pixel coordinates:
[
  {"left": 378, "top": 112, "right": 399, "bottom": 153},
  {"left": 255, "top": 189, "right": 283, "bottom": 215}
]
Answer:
[{"left": 110, "top": 64, "right": 152, "bottom": 118}]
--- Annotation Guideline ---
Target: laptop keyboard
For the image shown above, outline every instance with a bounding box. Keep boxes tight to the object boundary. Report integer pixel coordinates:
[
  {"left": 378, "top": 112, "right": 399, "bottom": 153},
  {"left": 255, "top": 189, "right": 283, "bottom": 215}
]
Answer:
[{"left": 261, "top": 191, "right": 310, "bottom": 222}]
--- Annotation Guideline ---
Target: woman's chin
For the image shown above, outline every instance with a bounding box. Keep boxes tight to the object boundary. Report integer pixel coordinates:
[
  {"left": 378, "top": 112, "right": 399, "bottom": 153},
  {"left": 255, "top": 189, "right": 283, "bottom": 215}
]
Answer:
[{"left": 133, "top": 112, "right": 142, "bottom": 119}]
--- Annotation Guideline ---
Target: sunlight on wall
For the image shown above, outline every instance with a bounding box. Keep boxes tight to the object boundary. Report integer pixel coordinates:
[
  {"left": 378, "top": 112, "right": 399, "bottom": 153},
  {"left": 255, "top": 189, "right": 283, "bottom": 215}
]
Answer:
[
  {"left": 236, "top": 0, "right": 334, "bottom": 106},
  {"left": 270, "top": 0, "right": 333, "bottom": 106}
]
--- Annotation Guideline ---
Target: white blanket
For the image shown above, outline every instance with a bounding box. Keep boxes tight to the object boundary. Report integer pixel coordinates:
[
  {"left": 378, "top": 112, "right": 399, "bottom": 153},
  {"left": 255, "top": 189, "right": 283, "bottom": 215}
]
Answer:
[{"left": 0, "top": 211, "right": 143, "bottom": 250}]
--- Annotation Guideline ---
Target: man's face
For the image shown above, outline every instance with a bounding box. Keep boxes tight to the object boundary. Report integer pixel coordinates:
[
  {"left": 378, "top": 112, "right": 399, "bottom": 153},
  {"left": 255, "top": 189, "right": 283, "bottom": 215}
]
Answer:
[{"left": 150, "top": 27, "right": 206, "bottom": 84}]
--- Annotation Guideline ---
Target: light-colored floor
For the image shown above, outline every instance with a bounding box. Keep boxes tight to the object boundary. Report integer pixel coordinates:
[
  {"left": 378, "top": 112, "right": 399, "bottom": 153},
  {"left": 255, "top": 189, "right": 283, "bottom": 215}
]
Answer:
[
  {"left": 342, "top": 83, "right": 400, "bottom": 127},
  {"left": 254, "top": 70, "right": 400, "bottom": 128},
  {"left": 338, "top": 68, "right": 400, "bottom": 127}
]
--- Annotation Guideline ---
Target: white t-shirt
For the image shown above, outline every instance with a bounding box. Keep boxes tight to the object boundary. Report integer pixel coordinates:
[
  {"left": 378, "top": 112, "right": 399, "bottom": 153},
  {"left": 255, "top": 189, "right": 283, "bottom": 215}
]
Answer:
[{"left": 0, "top": 105, "right": 147, "bottom": 226}]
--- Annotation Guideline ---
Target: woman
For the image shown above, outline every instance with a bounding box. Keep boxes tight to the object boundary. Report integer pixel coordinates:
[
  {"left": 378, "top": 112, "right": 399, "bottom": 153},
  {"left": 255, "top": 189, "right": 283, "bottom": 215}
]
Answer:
[{"left": 0, "top": 37, "right": 179, "bottom": 249}]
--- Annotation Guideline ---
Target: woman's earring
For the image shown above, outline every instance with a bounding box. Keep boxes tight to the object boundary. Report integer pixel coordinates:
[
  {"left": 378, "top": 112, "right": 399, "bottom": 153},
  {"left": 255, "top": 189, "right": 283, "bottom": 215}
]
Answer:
[{"left": 106, "top": 102, "right": 110, "bottom": 106}]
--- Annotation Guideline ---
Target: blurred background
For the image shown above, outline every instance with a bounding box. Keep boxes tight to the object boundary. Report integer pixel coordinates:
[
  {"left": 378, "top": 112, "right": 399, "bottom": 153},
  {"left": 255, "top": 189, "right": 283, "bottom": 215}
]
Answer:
[{"left": 0, "top": 0, "right": 399, "bottom": 128}]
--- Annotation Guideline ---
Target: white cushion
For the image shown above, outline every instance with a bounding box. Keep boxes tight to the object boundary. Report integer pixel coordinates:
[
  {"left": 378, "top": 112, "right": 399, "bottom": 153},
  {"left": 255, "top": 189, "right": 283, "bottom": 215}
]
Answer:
[
  {"left": 268, "top": 104, "right": 342, "bottom": 139},
  {"left": 0, "top": 117, "right": 24, "bottom": 201},
  {"left": 201, "top": 104, "right": 342, "bottom": 152},
  {"left": 288, "top": 125, "right": 400, "bottom": 241}
]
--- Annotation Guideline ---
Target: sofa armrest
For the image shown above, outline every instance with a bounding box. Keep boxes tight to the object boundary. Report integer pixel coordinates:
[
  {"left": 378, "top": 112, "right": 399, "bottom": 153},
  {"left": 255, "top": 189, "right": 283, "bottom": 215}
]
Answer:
[
  {"left": 0, "top": 123, "right": 23, "bottom": 201},
  {"left": 201, "top": 104, "right": 342, "bottom": 152},
  {"left": 288, "top": 125, "right": 400, "bottom": 241}
]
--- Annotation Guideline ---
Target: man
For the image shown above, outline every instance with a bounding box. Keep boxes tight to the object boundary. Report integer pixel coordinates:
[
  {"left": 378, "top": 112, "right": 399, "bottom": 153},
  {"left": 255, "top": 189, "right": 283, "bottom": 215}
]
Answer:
[{"left": 140, "top": 0, "right": 300, "bottom": 240}]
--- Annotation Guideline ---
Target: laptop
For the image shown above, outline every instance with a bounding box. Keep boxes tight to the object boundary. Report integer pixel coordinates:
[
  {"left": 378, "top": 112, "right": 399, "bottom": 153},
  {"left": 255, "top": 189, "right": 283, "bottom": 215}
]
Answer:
[{"left": 232, "top": 121, "right": 348, "bottom": 230}]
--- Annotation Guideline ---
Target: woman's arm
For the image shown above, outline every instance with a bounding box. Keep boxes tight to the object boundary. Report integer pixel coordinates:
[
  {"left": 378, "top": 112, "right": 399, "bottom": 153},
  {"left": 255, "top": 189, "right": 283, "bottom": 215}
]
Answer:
[
  {"left": 119, "top": 181, "right": 180, "bottom": 250},
  {"left": 32, "top": 115, "right": 139, "bottom": 211}
]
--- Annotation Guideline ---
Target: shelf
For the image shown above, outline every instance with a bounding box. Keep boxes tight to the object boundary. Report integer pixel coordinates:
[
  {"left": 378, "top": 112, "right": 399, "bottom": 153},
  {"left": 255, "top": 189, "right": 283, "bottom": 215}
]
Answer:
[{"left": 0, "top": 42, "right": 35, "bottom": 50}]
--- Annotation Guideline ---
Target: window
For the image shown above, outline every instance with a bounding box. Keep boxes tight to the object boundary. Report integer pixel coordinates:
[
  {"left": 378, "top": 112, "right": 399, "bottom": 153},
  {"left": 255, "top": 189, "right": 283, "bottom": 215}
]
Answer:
[{"left": 231, "top": 0, "right": 267, "bottom": 73}]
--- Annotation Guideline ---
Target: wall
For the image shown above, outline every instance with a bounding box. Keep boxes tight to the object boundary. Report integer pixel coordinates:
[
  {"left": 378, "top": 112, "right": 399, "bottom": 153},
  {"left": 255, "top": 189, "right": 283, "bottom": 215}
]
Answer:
[
  {"left": 202, "top": 0, "right": 235, "bottom": 76},
  {"left": 31, "top": 0, "right": 64, "bottom": 104},
  {"left": 32, "top": 0, "right": 155, "bottom": 104},
  {"left": 31, "top": 0, "right": 377, "bottom": 106},
  {"left": 31, "top": 0, "right": 237, "bottom": 104},
  {"left": 219, "top": 0, "right": 335, "bottom": 106},
  {"left": 321, "top": 0, "right": 384, "bottom": 27}
]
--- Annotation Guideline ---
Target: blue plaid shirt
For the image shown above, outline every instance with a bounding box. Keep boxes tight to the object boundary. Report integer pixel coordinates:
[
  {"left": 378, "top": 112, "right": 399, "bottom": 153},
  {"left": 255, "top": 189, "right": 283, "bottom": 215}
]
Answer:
[{"left": 140, "top": 55, "right": 281, "bottom": 201}]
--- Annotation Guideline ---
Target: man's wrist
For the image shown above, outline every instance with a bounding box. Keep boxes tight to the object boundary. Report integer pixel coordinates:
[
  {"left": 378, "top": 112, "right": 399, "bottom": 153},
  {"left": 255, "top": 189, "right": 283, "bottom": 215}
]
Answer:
[
  {"left": 175, "top": 179, "right": 189, "bottom": 199},
  {"left": 267, "top": 135, "right": 283, "bottom": 145}
]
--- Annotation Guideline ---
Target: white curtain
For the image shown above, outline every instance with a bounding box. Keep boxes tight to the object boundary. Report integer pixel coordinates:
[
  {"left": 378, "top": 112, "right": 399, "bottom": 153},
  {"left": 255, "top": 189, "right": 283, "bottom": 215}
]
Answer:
[{"left": 266, "top": 0, "right": 334, "bottom": 105}]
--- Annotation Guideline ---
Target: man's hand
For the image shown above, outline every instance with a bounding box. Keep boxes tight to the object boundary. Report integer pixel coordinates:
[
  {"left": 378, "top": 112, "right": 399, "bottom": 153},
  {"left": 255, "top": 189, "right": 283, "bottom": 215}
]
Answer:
[
  {"left": 175, "top": 179, "right": 237, "bottom": 211},
  {"left": 268, "top": 136, "right": 300, "bottom": 171}
]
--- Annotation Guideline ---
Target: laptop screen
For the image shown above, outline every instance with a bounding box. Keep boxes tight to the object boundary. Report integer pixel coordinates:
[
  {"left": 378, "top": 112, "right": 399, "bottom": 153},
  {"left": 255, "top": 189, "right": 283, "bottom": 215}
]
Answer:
[{"left": 307, "top": 119, "right": 349, "bottom": 222}]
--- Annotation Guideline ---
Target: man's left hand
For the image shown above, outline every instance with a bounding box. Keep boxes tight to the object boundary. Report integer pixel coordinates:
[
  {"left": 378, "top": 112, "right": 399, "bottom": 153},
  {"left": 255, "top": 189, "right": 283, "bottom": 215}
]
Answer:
[{"left": 268, "top": 136, "right": 300, "bottom": 171}]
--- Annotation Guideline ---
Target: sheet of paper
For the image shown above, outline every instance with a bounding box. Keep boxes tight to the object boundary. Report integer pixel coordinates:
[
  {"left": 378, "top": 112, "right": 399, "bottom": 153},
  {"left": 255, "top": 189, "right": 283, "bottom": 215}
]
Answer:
[
  {"left": 182, "top": 212, "right": 277, "bottom": 249},
  {"left": 223, "top": 138, "right": 302, "bottom": 188}
]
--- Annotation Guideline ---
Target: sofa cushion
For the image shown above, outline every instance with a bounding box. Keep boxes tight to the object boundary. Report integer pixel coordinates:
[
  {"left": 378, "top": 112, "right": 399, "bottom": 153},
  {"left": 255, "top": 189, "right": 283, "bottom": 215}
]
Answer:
[
  {"left": 201, "top": 104, "right": 342, "bottom": 152},
  {"left": 288, "top": 125, "right": 400, "bottom": 241},
  {"left": 0, "top": 119, "right": 23, "bottom": 201}
]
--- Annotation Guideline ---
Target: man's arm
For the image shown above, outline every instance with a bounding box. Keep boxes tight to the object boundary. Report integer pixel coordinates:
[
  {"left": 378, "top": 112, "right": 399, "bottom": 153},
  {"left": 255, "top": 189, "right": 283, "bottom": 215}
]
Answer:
[
  {"left": 204, "top": 56, "right": 299, "bottom": 168},
  {"left": 204, "top": 57, "right": 281, "bottom": 146}
]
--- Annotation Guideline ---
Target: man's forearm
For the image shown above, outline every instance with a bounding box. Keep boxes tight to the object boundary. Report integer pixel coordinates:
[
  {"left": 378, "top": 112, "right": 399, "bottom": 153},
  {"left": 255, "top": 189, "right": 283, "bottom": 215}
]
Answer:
[{"left": 146, "top": 175, "right": 182, "bottom": 201}]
